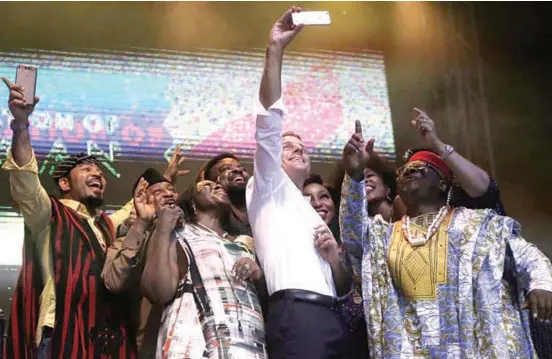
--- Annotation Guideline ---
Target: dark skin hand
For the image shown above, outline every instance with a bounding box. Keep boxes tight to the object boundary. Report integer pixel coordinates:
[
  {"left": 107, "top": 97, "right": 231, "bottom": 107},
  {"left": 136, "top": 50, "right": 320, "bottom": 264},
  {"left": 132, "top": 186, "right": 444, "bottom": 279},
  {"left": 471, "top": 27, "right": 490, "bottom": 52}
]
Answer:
[
  {"left": 233, "top": 257, "right": 263, "bottom": 282},
  {"left": 522, "top": 289, "right": 552, "bottom": 322}
]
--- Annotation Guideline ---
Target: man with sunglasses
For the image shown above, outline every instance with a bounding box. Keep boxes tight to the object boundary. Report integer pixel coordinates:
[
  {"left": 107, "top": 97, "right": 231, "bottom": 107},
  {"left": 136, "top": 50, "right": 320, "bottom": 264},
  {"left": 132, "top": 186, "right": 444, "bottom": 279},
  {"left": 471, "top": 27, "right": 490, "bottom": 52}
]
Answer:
[
  {"left": 340, "top": 120, "right": 552, "bottom": 358},
  {"left": 393, "top": 107, "right": 506, "bottom": 219}
]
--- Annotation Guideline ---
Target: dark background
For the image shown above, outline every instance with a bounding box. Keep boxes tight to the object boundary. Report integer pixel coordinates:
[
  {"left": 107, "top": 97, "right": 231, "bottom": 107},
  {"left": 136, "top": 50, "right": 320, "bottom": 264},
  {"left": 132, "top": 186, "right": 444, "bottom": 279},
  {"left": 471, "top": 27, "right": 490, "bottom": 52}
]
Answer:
[{"left": 0, "top": 1, "right": 550, "bottom": 250}]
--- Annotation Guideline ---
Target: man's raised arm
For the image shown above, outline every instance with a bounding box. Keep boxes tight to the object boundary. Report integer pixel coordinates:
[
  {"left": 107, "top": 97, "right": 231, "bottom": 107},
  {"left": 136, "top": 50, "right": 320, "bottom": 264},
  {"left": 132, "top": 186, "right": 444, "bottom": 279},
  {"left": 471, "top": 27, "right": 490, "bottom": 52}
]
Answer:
[
  {"left": 253, "top": 7, "right": 303, "bottom": 188},
  {"left": 1, "top": 77, "right": 52, "bottom": 233}
]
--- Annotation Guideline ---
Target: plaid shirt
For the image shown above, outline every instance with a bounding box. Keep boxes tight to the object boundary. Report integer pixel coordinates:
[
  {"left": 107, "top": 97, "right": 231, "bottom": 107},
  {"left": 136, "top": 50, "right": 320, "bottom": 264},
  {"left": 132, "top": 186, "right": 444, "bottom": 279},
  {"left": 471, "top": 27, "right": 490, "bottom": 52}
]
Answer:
[{"left": 157, "top": 223, "right": 267, "bottom": 359}]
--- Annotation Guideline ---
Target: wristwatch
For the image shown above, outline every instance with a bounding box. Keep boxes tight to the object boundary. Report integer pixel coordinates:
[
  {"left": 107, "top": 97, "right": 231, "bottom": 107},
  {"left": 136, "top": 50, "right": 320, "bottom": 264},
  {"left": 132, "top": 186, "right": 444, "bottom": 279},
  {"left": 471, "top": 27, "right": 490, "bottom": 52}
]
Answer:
[
  {"left": 440, "top": 144, "right": 455, "bottom": 160},
  {"left": 10, "top": 120, "right": 30, "bottom": 132}
]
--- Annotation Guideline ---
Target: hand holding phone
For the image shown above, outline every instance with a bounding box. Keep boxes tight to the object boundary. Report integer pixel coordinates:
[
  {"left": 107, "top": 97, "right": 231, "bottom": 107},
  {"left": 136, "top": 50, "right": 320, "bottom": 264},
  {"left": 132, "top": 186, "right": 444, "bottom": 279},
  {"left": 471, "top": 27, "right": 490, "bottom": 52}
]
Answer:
[
  {"left": 1, "top": 65, "right": 39, "bottom": 122},
  {"left": 15, "top": 65, "right": 37, "bottom": 105},
  {"left": 291, "top": 11, "right": 331, "bottom": 26}
]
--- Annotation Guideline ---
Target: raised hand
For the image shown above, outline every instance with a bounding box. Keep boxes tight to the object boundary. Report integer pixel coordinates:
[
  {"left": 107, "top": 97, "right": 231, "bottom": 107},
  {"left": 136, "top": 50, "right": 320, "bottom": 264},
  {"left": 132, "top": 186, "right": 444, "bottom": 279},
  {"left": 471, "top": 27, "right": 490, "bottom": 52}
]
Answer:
[
  {"left": 313, "top": 224, "right": 340, "bottom": 265},
  {"left": 156, "top": 205, "right": 184, "bottom": 234},
  {"left": 268, "top": 6, "right": 304, "bottom": 50},
  {"left": 1, "top": 77, "right": 40, "bottom": 122},
  {"left": 412, "top": 107, "right": 443, "bottom": 151},
  {"left": 133, "top": 178, "right": 156, "bottom": 222},
  {"left": 163, "top": 145, "right": 190, "bottom": 184},
  {"left": 342, "top": 120, "right": 375, "bottom": 181},
  {"left": 123, "top": 207, "right": 137, "bottom": 228}
]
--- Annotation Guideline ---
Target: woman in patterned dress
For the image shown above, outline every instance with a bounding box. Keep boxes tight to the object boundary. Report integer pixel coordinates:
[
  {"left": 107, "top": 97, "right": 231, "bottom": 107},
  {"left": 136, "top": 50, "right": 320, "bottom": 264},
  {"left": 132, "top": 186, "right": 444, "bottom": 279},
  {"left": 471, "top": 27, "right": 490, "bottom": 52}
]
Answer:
[{"left": 141, "top": 180, "right": 267, "bottom": 359}]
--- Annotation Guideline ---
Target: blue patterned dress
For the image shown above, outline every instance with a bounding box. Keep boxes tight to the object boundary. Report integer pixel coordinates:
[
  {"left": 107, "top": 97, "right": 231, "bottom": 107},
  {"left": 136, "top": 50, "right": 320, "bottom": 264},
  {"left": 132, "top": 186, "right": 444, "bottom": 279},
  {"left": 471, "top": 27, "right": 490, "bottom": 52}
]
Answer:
[{"left": 340, "top": 174, "right": 552, "bottom": 359}]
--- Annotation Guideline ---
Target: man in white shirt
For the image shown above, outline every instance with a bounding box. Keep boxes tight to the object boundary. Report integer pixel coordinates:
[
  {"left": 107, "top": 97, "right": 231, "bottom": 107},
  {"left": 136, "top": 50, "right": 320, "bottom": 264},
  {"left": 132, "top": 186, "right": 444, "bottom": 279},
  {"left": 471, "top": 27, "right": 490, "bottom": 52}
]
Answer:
[{"left": 246, "top": 7, "right": 350, "bottom": 359}]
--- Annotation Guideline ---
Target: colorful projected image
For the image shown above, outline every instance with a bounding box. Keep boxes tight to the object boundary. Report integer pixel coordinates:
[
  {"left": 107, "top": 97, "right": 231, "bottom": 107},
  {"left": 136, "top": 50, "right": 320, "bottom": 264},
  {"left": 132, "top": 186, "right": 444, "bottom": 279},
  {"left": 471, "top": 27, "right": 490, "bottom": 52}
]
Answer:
[{"left": 0, "top": 48, "right": 394, "bottom": 177}]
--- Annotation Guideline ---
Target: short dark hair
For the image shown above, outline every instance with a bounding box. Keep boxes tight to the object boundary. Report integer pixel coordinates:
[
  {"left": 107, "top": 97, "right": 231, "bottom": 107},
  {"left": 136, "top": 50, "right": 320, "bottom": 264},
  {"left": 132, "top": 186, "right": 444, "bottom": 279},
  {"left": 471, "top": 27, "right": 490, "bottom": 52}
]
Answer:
[
  {"left": 203, "top": 153, "right": 240, "bottom": 182},
  {"left": 281, "top": 131, "right": 303, "bottom": 141},
  {"left": 304, "top": 173, "right": 324, "bottom": 187},
  {"left": 195, "top": 165, "right": 206, "bottom": 183},
  {"left": 378, "top": 169, "right": 397, "bottom": 200},
  {"left": 304, "top": 173, "right": 339, "bottom": 204},
  {"left": 177, "top": 182, "right": 241, "bottom": 236},
  {"left": 177, "top": 183, "right": 199, "bottom": 224}
]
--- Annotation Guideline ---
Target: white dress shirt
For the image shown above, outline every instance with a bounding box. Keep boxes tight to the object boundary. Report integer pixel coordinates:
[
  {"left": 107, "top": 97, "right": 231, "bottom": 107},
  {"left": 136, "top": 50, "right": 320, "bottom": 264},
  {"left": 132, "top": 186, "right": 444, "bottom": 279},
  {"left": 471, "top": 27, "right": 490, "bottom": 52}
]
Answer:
[{"left": 246, "top": 97, "right": 336, "bottom": 297}]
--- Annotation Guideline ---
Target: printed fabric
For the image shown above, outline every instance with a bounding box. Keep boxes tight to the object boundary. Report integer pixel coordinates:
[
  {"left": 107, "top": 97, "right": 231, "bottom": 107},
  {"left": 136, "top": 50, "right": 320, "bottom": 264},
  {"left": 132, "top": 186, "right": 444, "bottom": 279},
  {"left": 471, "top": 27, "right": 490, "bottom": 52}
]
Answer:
[
  {"left": 340, "top": 174, "right": 552, "bottom": 359},
  {"left": 157, "top": 223, "right": 267, "bottom": 359}
]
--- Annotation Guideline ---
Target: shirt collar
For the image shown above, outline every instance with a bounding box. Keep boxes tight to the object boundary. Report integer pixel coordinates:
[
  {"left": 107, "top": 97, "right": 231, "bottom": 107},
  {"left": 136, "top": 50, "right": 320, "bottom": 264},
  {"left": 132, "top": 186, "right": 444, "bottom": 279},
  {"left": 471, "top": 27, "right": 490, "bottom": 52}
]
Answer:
[{"left": 59, "top": 199, "right": 100, "bottom": 219}]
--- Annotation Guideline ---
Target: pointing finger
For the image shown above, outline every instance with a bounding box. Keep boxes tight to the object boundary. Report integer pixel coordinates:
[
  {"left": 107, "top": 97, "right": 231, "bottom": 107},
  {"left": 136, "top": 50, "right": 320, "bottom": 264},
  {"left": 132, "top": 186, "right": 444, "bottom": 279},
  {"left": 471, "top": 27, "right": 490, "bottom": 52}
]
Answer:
[
  {"left": 1, "top": 77, "right": 13, "bottom": 89},
  {"left": 354, "top": 120, "right": 363, "bottom": 135},
  {"left": 413, "top": 107, "right": 425, "bottom": 116}
]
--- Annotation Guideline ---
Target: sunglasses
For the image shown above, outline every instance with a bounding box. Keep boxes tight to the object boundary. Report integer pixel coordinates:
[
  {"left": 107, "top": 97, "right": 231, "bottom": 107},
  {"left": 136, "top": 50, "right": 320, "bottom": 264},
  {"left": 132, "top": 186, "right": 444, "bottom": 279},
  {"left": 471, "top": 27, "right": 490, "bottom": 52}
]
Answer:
[{"left": 396, "top": 161, "right": 443, "bottom": 179}]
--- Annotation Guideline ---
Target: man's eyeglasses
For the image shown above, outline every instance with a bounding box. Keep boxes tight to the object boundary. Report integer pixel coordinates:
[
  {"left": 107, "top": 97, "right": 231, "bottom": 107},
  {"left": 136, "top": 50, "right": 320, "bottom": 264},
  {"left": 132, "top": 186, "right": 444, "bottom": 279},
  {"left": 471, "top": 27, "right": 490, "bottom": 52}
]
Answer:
[{"left": 396, "top": 161, "right": 441, "bottom": 179}]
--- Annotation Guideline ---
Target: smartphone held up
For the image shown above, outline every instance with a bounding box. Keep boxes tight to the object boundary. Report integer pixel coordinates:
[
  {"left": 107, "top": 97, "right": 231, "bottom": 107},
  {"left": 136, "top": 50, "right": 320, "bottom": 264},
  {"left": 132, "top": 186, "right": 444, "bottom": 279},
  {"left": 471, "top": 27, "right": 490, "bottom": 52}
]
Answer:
[
  {"left": 15, "top": 65, "right": 37, "bottom": 105},
  {"left": 291, "top": 11, "right": 331, "bottom": 26}
]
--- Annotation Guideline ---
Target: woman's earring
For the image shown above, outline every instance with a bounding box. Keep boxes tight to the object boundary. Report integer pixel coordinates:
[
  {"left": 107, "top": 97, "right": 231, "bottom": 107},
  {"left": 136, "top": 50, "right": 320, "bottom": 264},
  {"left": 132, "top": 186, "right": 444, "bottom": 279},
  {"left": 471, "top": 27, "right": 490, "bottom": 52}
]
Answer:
[
  {"left": 386, "top": 189, "right": 392, "bottom": 203},
  {"left": 191, "top": 201, "right": 197, "bottom": 215}
]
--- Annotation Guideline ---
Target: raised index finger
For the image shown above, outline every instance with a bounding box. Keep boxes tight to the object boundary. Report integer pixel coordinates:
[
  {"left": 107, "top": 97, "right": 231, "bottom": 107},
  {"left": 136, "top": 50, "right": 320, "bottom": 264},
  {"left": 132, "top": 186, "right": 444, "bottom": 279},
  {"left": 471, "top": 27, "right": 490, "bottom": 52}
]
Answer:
[
  {"left": 355, "top": 120, "right": 363, "bottom": 135},
  {"left": 413, "top": 107, "right": 425, "bottom": 116},
  {"left": 1, "top": 77, "right": 13, "bottom": 89},
  {"left": 1, "top": 77, "right": 22, "bottom": 92}
]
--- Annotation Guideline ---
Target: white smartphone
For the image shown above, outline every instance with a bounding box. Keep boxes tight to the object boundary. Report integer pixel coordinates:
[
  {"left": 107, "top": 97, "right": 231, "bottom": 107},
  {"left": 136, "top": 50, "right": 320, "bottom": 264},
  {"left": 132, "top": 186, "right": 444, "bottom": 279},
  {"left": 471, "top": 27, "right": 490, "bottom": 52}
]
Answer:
[
  {"left": 292, "top": 11, "right": 331, "bottom": 26},
  {"left": 15, "top": 65, "right": 37, "bottom": 105}
]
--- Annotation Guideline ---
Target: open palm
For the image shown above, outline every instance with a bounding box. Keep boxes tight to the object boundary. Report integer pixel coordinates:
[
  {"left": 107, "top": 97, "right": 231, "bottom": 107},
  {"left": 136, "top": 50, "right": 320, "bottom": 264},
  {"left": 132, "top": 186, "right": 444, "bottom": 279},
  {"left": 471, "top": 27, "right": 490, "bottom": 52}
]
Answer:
[
  {"left": 163, "top": 145, "right": 190, "bottom": 184},
  {"left": 133, "top": 178, "right": 156, "bottom": 221}
]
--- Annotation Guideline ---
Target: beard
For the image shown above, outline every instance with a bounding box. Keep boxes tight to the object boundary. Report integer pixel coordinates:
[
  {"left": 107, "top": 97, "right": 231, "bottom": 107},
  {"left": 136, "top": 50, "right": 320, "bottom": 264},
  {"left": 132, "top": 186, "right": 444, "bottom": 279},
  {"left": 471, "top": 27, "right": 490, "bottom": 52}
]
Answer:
[
  {"left": 82, "top": 195, "right": 104, "bottom": 209},
  {"left": 225, "top": 182, "right": 246, "bottom": 208}
]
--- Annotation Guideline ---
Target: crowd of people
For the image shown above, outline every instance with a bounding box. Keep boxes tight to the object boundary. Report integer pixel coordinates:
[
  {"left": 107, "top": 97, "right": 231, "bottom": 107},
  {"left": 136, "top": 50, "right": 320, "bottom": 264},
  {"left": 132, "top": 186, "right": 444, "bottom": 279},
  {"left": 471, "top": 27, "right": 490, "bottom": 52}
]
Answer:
[{"left": 2, "top": 7, "right": 552, "bottom": 359}]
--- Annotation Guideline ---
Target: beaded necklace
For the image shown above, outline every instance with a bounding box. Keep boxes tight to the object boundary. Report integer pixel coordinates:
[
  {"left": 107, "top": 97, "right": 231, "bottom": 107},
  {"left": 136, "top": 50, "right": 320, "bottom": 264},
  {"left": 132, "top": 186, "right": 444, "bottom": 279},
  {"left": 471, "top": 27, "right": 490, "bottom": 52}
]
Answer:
[{"left": 401, "top": 206, "right": 449, "bottom": 247}]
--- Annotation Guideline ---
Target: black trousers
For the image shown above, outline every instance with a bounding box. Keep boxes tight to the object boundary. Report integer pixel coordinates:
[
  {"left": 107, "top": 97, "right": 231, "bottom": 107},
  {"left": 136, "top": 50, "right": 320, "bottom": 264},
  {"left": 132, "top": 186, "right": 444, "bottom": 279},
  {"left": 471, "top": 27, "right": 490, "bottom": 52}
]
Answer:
[{"left": 266, "top": 289, "right": 348, "bottom": 359}]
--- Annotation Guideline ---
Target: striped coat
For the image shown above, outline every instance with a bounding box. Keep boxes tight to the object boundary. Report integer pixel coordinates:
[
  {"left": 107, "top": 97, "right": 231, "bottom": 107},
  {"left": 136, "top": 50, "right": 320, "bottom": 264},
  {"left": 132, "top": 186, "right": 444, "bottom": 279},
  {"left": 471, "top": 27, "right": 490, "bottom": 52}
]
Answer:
[{"left": 4, "top": 197, "right": 137, "bottom": 359}]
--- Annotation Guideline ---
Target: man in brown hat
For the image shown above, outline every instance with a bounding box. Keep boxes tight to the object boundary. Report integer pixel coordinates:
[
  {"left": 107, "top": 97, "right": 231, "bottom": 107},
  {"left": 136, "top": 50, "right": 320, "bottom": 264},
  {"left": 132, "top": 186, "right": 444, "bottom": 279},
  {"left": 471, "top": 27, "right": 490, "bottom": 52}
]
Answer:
[{"left": 102, "top": 167, "right": 180, "bottom": 358}]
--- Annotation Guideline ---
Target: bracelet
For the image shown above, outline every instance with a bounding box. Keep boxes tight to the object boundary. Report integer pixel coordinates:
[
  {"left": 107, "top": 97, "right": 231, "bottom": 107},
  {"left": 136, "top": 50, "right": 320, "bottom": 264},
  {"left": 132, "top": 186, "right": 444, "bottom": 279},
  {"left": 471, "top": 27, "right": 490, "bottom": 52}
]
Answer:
[
  {"left": 10, "top": 119, "right": 30, "bottom": 132},
  {"left": 440, "top": 144, "right": 454, "bottom": 160}
]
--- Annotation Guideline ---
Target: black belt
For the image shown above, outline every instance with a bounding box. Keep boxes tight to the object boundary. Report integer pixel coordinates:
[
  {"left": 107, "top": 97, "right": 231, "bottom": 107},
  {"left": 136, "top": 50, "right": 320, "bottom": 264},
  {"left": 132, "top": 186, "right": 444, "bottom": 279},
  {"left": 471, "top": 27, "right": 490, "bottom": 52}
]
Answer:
[{"left": 270, "top": 289, "right": 337, "bottom": 309}]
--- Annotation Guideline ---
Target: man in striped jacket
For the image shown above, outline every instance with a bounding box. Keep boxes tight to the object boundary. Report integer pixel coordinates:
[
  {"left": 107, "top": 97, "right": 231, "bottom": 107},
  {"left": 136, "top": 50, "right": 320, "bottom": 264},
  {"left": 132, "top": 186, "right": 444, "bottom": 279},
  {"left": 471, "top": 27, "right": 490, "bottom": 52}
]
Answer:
[{"left": 2, "top": 77, "right": 136, "bottom": 358}]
